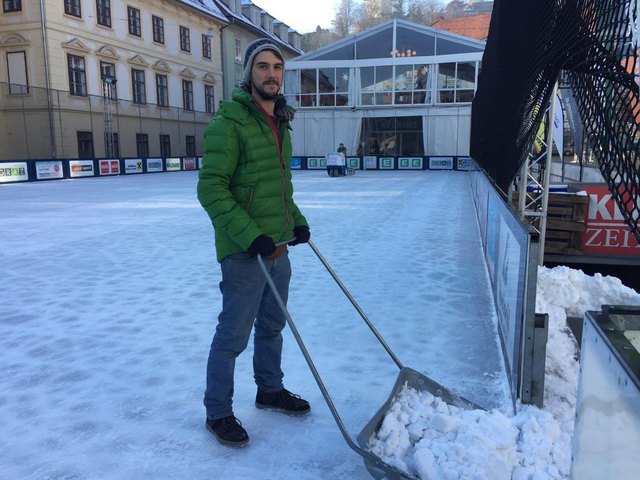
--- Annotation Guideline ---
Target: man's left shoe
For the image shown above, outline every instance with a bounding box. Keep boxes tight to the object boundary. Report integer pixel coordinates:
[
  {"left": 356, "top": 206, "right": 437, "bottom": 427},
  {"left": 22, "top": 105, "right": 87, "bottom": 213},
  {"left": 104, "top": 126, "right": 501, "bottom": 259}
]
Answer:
[{"left": 255, "top": 388, "right": 311, "bottom": 416}]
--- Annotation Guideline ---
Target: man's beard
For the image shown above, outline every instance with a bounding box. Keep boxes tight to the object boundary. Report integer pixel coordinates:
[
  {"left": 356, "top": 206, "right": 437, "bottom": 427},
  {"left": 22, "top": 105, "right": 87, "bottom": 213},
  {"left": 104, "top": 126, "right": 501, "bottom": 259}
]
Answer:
[{"left": 253, "top": 81, "right": 280, "bottom": 101}]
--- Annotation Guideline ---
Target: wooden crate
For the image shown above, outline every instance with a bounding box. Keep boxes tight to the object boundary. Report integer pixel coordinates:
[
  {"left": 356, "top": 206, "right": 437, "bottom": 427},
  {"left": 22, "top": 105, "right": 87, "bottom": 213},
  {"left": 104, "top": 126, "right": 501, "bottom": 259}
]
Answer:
[{"left": 512, "top": 192, "right": 588, "bottom": 255}]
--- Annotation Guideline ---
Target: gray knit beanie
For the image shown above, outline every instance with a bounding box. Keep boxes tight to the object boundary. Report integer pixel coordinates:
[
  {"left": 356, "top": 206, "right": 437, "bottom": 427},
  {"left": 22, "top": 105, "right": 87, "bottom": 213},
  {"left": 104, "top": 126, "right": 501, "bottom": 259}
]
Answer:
[{"left": 243, "top": 38, "right": 285, "bottom": 85}]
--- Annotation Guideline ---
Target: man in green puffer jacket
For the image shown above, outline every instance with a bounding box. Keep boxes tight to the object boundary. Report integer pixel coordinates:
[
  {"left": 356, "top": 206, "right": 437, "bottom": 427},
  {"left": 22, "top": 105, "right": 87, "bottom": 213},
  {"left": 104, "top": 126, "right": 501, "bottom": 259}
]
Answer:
[{"left": 197, "top": 38, "right": 311, "bottom": 448}]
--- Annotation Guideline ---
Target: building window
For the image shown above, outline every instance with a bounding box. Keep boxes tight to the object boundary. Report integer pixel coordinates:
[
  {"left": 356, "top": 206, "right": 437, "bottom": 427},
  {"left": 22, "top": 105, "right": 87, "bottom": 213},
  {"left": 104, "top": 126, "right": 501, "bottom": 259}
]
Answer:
[
  {"left": 64, "top": 0, "right": 81, "bottom": 17},
  {"left": 234, "top": 38, "right": 242, "bottom": 61},
  {"left": 104, "top": 132, "right": 119, "bottom": 157},
  {"left": 182, "top": 79, "right": 193, "bottom": 111},
  {"left": 300, "top": 69, "right": 316, "bottom": 107},
  {"left": 202, "top": 34, "right": 212, "bottom": 59},
  {"left": 152, "top": 15, "right": 164, "bottom": 44},
  {"left": 100, "top": 61, "right": 117, "bottom": 99},
  {"left": 437, "top": 63, "right": 456, "bottom": 103},
  {"left": 156, "top": 74, "right": 169, "bottom": 107},
  {"left": 127, "top": 6, "right": 141, "bottom": 37},
  {"left": 359, "top": 65, "right": 393, "bottom": 106},
  {"left": 186, "top": 135, "right": 196, "bottom": 156},
  {"left": 131, "top": 69, "right": 146, "bottom": 104},
  {"left": 67, "top": 54, "right": 87, "bottom": 96},
  {"left": 317, "top": 67, "right": 351, "bottom": 107},
  {"left": 2, "top": 0, "right": 21, "bottom": 12},
  {"left": 7, "top": 51, "right": 28, "bottom": 94},
  {"left": 180, "top": 26, "right": 190, "bottom": 52},
  {"left": 395, "top": 64, "right": 431, "bottom": 105},
  {"left": 136, "top": 133, "right": 149, "bottom": 158},
  {"left": 358, "top": 116, "right": 424, "bottom": 156},
  {"left": 202, "top": 33, "right": 211, "bottom": 58},
  {"left": 455, "top": 62, "right": 476, "bottom": 102},
  {"left": 77, "top": 131, "right": 94, "bottom": 158},
  {"left": 96, "top": 0, "right": 111, "bottom": 27},
  {"left": 205, "top": 84, "right": 215, "bottom": 114},
  {"left": 160, "top": 134, "right": 171, "bottom": 157},
  {"left": 437, "top": 62, "right": 476, "bottom": 103}
]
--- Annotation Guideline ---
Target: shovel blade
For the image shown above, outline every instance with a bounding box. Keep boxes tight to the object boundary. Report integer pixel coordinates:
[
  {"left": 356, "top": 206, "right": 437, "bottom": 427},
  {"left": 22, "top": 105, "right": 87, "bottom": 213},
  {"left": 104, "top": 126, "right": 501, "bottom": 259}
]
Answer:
[{"left": 356, "top": 367, "right": 481, "bottom": 479}]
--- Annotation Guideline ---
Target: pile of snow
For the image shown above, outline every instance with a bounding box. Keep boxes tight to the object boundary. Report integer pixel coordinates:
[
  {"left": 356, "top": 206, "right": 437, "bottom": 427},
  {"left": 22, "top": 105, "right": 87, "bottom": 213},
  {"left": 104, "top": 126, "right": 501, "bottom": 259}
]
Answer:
[{"left": 366, "top": 266, "right": 640, "bottom": 480}]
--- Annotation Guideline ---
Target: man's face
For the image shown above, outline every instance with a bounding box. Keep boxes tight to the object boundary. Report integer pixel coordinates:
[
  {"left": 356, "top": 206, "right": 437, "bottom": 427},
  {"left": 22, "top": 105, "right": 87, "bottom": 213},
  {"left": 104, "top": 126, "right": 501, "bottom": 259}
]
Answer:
[{"left": 250, "top": 50, "right": 283, "bottom": 102}]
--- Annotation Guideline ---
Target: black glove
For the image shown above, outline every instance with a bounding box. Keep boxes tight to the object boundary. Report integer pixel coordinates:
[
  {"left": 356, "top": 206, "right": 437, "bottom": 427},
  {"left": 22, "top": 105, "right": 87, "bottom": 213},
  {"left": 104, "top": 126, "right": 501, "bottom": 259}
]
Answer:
[
  {"left": 250, "top": 235, "right": 276, "bottom": 257},
  {"left": 289, "top": 226, "right": 310, "bottom": 246}
]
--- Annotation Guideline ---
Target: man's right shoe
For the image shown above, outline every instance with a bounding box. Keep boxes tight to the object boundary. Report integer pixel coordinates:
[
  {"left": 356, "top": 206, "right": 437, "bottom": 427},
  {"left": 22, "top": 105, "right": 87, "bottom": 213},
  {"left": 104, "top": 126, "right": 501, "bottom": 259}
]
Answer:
[
  {"left": 255, "top": 388, "right": 311, "bottom": 416},
  {"left": 205, "top": 416, "right": 249, "bottom": 448}
]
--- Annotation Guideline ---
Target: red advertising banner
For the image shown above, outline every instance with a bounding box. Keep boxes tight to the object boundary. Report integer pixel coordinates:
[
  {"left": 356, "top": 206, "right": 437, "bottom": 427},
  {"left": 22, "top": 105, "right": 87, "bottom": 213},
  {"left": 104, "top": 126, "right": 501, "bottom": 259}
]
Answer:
[
  {"left": 183, "top": 157, "right": 196, "bottom": 170},
  {"left": 99, "top": 159, "right": 120, "bottom": 176},
  {"left": 580, "top": 184, "right": 640, "bottom": 255}
]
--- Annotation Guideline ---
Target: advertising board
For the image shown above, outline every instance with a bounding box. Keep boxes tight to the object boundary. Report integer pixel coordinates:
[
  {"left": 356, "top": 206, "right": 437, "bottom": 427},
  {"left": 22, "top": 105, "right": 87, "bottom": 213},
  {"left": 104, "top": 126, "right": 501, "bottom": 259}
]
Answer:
[
  {"left": 69, "top": 160, "right": 95, "bottom": 178},
  {"left": 579, "top": 184, "right": 640, "bottom": 255},
  {"left": 0, "top": 162, "right": 28, "bottom": 183}
]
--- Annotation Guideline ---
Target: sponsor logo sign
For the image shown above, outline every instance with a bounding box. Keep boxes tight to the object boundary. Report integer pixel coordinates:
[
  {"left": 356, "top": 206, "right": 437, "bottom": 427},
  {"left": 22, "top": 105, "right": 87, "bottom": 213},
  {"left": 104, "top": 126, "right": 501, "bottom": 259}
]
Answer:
[
  {"left": 124, "top": 158, "right": 143, "bottom": 174},
  {"left": 306, "top": 157, "right": 326, "bottom": 169},
  {"left": 346, "top": 157, "right": 360, "bottom": 169},
  {"left": 429, "top": 157, "right": 454, "bottom": 170},
  {"left": 398, "top": 157, "right": 423, "bottom": 169},
  {"left": 69, "top": 160, "right": 95, "bottom": 178},
  {"left": 379, "top": 157, "right": 394, "bottom": 169},
  {"left": 198, "top": 157, "right": 203, "bottom": 169},
  {"left": 146, "top": 158, "right": 163, "bottom": 173},
  {"left": 35, "top": 161, "right": 64, "bottom": 179},
  {"left": 580, "top": 184, "right": 640, "bottom": 255},
  {"left": 456, "top": 157, "right": 473, "bottom": 171},
  {"left": 0, "top": 162, "right": 28, "bottom": 183},
  {"left": 166, "top": 158, "right": 181, "bottom": 171},
  {"left": 290, "top": 157, "right": 302, "bottom": 169},
  {"left": 99, "top": 159, "right": 120, "bottom": 176},
  {"left": 183, "top": 157, "right": 196, "bottom": 170}
]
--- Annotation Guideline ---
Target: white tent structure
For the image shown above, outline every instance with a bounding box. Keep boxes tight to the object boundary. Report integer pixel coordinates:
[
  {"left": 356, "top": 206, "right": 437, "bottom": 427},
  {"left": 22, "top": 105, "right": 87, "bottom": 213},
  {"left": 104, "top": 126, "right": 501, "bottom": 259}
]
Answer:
[{"left": 285, "top": 19, "right": 485, "bottom": 158}]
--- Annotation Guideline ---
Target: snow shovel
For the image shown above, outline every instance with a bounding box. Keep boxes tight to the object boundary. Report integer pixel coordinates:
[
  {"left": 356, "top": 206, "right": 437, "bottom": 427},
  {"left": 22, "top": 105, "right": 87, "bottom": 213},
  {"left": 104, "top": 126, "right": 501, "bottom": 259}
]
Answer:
[{"left": 257, "top": 239, "right": 481, "bottom": 480}]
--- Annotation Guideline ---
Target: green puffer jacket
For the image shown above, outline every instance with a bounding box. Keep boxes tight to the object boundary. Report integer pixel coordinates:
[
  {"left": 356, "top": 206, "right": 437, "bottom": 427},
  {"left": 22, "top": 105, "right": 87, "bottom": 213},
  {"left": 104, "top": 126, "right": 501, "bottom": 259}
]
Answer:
[{"left": 197, "top": 89, "right": 308, "bottom": 262}]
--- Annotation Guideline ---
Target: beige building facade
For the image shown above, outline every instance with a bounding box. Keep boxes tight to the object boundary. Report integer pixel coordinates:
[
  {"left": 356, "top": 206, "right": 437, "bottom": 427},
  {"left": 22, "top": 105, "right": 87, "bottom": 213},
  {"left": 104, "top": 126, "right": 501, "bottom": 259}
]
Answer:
[{"left": 0, "top": 0, "right": 227, "bottom": 160}]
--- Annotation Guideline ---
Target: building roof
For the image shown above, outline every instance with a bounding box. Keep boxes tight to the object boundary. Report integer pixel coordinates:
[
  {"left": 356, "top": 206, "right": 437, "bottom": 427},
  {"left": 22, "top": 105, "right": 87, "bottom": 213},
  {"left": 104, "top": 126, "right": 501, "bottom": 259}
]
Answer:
[
  {"left": 293, "top": 18, "right": 485, "bottom": 62},
  {"left": 430, "top": 14, "right": 491, "bottom": 41},
  {"left": 178, "top": 0, "right": 228, "bottom": 23},
  {"left": 213, "top": 0, "right": 303, "bottom": 55}
]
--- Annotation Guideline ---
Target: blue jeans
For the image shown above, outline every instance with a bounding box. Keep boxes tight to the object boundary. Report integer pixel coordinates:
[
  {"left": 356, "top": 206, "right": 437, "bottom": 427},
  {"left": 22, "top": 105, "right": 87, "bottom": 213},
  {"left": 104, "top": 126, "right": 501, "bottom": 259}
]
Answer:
[{"left": 204, "top": 251, "right": 291, "bottom": 420}]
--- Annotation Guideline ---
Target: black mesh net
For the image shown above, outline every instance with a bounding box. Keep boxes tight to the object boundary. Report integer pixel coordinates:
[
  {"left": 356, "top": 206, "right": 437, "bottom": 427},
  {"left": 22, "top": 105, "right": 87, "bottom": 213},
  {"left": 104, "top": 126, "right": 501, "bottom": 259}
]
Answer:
[{"left": 470, "top": 0, "right": 640, "bottom": 242}]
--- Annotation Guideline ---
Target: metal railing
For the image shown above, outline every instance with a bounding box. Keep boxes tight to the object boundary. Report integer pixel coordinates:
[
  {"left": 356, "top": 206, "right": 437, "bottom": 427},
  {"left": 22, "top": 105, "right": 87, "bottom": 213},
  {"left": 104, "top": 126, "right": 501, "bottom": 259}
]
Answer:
[{"left": 0, "top": 82, "right": 214, "bottom": 160}]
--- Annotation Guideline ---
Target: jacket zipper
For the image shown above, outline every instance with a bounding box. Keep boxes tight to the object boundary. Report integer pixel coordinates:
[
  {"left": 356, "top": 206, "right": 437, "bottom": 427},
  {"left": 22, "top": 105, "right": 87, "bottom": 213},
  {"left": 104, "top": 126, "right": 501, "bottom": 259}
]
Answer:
[{"left": 255, "top": 102, "right": 291, "bottom": 234}]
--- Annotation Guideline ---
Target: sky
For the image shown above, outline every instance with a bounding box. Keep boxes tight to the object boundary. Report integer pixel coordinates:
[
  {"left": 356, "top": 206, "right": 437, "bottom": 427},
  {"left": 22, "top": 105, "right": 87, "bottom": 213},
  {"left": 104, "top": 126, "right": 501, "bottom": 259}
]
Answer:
[
  {"left": 1, "top": 169, "right": 640, "bottom": 479},
  {"left": 251, "top": 0, "right": 338, "bottom": 33}
]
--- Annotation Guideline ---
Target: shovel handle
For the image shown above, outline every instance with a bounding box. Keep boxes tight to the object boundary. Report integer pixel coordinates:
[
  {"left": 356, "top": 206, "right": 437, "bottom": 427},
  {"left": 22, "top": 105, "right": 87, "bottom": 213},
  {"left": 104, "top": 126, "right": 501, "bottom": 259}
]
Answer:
[
  {"left": 256, "top": 253, "right": 414, "bottom": 480},
  {"left": 256, "top": 255, "right": 356, "bottom": 446},
  {"left": 307, "top": 239, "right": 404, "bottom": 370}
]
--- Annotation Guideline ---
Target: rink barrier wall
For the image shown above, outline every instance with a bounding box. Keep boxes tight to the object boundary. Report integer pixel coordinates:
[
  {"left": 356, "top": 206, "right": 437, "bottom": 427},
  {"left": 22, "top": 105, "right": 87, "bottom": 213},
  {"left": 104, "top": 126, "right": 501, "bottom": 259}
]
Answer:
[
  {"left": 0, "top": 155, "right": 474, "bottom": 184},
  {"left": 468, "top": 161, "right": 545, "bottom": 409}
]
